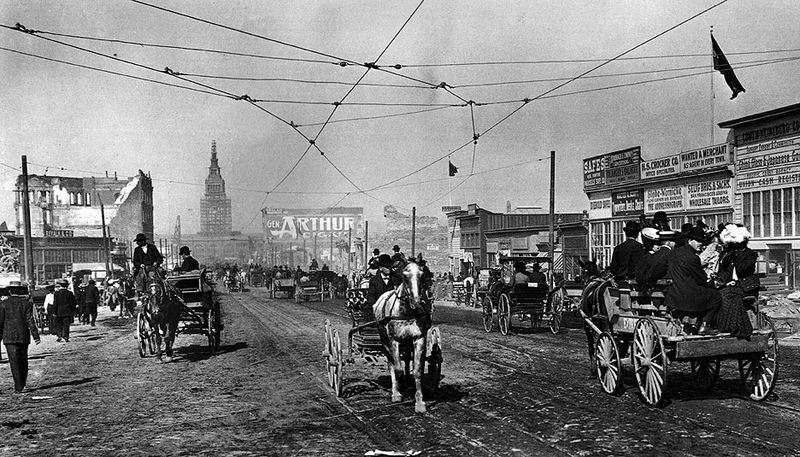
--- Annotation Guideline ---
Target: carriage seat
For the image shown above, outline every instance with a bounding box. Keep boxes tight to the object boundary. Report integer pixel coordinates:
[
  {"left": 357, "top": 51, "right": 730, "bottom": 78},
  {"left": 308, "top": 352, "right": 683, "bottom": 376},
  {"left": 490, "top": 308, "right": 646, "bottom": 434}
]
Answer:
[
  {"left": 509, "top": 282, "right": 549, "bottom": 307},
  {"left": 616, "top": 279, "right": 672, "bottom": 313}
]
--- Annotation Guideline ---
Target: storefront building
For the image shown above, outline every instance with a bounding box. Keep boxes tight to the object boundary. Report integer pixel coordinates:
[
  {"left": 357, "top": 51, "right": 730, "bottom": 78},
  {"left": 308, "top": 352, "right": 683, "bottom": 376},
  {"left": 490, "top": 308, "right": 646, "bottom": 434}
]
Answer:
[
  {"left": 719, "top": 102, "right": 800, "bottom": 288},
  {"left": 584, "top": 145, "right": 734, "bottom": 268}
]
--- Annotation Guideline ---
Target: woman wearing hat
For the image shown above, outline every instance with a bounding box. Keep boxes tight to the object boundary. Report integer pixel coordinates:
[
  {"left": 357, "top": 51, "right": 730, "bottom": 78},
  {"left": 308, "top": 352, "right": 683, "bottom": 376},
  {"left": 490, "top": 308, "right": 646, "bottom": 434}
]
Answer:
[
  {"left": 173, "top": 245, "right": 199, "bottom": 273},
  {"left": 715, "top": 224, "right": 757, "bottom": 338}
]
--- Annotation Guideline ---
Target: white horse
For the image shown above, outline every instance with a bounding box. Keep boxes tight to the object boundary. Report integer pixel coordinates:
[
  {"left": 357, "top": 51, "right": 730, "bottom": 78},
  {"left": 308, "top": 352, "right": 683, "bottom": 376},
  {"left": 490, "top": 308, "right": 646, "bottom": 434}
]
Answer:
[{"left": 373, "top": 261, "right": 432, "bottom": 413}]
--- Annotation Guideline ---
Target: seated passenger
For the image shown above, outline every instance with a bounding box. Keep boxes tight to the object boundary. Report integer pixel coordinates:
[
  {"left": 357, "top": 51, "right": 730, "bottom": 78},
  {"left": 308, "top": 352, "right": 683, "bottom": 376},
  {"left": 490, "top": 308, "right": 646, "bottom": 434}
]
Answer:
[
  {"left": 507, "top": 261, "right": 530, "bottom": 289},
  {"left": 664, "top": 227, "right": 721, "bottom": 335},
  {"left": 527, "top": 262, "right": 547, "bottom": 286},
  {"left": 638, "top": 229, "right": 679, "bottom": 291},
  {"left": 609, "top": 221, "right": 645, "bottom": 286},
  {"left": 634, "top": 227, "right": 660, "bottom": 290},
  {"left": 365, "top": 254, "right": 399, "bottom": 321},
  {"left": 173, "top": 246, "right": 200, "bottom": 273},
  {"left": 715, "top": 224, "right": 757, "bottom": 338}
]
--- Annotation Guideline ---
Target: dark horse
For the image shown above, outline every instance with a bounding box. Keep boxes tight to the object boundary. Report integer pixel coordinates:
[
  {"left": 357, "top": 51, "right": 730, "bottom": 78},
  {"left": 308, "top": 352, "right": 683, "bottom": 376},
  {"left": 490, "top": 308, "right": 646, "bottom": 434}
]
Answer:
[
  {"left": 577, "top": 258, "right": 615, "bottom": 374},
  {"left": 140, "top": 266, "right": 183, "bottom": 363},
  {"left": 372, "top": 261, "right": 432, "bottom": 413}
]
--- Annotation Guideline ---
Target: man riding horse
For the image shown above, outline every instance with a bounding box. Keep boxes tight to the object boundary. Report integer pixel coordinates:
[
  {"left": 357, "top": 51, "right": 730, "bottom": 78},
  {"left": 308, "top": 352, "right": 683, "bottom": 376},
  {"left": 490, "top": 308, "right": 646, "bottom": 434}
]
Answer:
[{"left": 132, "top": 233, "right": 164, "bottom": 293}]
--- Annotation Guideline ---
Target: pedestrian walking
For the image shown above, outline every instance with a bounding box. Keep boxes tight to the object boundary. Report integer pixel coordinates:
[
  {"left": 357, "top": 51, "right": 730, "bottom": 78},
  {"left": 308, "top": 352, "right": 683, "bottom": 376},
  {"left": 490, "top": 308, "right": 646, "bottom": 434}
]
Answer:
[
  {"left": 0, "top": 282, "right": 41, "bottom": 393},
  {"left": 83, "top": 279, "right": 100, "bottom": 327},
  {"left": 52, "top": 279, "right": 77, "bottom": 342}
]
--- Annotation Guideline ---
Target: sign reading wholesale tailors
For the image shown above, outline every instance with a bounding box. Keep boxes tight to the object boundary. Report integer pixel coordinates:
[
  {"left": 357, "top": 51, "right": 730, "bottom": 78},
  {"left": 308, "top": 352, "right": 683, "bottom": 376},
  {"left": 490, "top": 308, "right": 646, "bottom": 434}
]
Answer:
[
  {"left": 736, "top": 136, "right": 800, "bottom": 191},
  {"left": 583, "top": 146, "right": 641, "bottom": 188},
  {"left": 264, "top": 208, "right": 363, "bottom": 239},
  {"left": 644, "top": 178, "right": 733, "bottom": 214}
]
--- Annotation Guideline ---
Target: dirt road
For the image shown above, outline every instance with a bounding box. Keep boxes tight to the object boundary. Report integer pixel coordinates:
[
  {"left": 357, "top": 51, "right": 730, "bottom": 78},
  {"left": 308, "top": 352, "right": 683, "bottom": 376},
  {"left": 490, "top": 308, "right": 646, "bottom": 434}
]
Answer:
[{"left": 1, "top": 289, "right": 798, "bottom": 456}]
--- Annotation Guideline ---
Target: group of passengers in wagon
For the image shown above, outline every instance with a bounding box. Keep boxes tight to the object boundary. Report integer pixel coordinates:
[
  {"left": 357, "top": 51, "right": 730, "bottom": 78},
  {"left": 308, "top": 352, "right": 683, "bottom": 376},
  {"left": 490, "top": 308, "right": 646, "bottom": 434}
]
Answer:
[{"left": 609, "top": 212, "right": 759, "bottom": 338}]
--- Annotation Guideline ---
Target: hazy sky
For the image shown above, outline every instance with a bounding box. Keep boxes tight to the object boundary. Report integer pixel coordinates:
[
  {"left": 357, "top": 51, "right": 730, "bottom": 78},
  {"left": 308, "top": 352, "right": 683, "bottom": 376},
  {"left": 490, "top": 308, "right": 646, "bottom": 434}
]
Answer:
[{"left": 2, "top": 1, "right": 799, "bottom": 234}]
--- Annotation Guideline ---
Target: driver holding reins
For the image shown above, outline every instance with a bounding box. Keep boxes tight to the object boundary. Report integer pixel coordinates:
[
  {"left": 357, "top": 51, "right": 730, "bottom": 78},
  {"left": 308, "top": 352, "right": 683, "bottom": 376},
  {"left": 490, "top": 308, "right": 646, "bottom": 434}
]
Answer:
[
  {"left": 132, "top": 233, "right": 164, "bottom": 292},
  {"left": 365, "top": 254, "right": 399, "bottom": 321}
]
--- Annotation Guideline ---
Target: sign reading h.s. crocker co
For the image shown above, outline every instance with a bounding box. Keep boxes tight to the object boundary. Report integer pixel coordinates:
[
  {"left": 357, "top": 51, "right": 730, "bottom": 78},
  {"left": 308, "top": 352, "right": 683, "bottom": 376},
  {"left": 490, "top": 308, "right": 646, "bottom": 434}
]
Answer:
[{"left": 583, "top": 146, "right": 641, "bottom": 189}]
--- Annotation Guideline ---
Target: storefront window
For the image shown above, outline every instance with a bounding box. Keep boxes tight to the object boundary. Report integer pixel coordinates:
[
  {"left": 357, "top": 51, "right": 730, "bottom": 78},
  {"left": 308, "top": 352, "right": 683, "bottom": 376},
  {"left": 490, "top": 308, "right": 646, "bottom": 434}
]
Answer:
[
  {"left": 784, "top": 188, "right": 793, "bottom": 237},
  {"left": 612, "top": 221, "right": 623, "bottom": 246},
  {"left": 762, "top": 191, "right": 771, "bottom": 238},
  {"left": 795, "top": 188, "right": 800, "bottom": 236},
  {"left": 773, "top": 190, "right": 783, "bottom": 237},
  {"left": 752, "top": 192, "right": 762, "bottom": 238},
  {"left": 743, "top": 193, "right": 752, "bottom": 233}
]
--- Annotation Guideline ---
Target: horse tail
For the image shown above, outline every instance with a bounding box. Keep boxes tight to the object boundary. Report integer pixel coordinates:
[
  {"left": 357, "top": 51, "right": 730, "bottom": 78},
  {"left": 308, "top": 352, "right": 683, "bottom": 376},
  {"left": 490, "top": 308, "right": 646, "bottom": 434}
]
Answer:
[{"left": 579, "top": 278, "right": 613, "bottom": 318}]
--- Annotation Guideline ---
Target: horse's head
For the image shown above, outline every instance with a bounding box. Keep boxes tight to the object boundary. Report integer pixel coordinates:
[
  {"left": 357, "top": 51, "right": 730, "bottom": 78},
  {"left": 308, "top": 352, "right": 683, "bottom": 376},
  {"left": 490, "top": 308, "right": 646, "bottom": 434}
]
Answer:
[
  {"left": 577, "top": 257, "right": 602, "bottom": 284},
  {"left": 146, "top": 280, "right": 164, "bottom": 314},
  {"left": 401, "top": 261, "right": 422, "bottom": 309}
]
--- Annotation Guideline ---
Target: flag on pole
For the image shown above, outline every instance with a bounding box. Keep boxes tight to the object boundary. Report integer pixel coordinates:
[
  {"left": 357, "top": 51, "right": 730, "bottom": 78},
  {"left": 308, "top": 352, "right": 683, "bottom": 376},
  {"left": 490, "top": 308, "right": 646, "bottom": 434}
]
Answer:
[
  {"left": 448, "top": 161, "right": 458, "bottom": 176},
  {"left": 712, "top": 34, "right": 745, "bottom": 100}
]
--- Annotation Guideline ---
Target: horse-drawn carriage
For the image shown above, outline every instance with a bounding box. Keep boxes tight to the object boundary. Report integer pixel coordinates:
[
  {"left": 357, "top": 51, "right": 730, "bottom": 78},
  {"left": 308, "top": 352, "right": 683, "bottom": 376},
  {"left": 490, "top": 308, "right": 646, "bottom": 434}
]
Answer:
[
  {"left": 581, "top": 277, "right": 778, "bottom": 406},
  {"left": 480, "top": 256, "right": 568, "bottom": 335},
  {"left": 135, "top": 267, "right": 222, "bottom": 361},
  {"left": 224, "top": 270, "right": 243, "bottom": 293},
  {"left": 323, "top": 263, "right": 442, "bottom": 413},
  {"left": 271, "top": 277, "right": 295, "bottom": 299}
]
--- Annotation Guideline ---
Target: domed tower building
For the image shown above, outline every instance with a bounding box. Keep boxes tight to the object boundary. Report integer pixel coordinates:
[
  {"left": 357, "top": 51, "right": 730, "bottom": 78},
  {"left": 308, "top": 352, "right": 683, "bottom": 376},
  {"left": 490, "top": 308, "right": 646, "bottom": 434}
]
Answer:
[{"left": 199, "top": 141, "right": 233, "bottom": 236}]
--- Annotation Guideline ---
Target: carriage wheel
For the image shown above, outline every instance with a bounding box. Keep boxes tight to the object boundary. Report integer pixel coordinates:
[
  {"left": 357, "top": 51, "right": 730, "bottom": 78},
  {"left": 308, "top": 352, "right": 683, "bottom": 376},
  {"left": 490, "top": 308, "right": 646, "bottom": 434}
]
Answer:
[
  {"left": 136, "top": 312, "right": 148, "bottom": 358},
  {"left": 632, "top": 318, "right": 668, "bottom": 406},
  {"left": 498, "top": 294, "right": 512, "bottom": 336},
  {"left": 595, "top": 332, "right": 622, "bottom": 395},
  {"left": 331, "top": 329, "right": 343, "bottom": 396},
  {"left": 425, "top": 327, "right": 442, "bottom": 393},
  {"left": 207, "top": 308, "right": 220, "bottom": 355},
  {"left": 690, "top": 358, "right": 720, "bottom": 391},
  {"left": 739, "top": 316, "right": 778, "bottom": 401},
  {"left": 549, "top": 290, "right": 565, "bottom": 335},
  {"left": 482, "top": 296, "right": 494, "bottom": 333}
]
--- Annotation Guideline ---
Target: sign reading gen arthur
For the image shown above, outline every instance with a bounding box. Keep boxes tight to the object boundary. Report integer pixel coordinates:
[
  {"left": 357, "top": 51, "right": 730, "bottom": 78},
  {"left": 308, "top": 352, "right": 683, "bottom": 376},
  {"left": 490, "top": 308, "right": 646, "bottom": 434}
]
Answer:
[{"left": 262, "top": 207, "right": 362, "bottom": 240}]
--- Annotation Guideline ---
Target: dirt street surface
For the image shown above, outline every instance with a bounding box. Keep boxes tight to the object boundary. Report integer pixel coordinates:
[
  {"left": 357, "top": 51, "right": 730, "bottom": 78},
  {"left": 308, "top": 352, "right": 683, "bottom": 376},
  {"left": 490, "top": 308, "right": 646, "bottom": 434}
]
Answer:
[{"left": 1, "top": 289, "right": 799, "bottom": 456}]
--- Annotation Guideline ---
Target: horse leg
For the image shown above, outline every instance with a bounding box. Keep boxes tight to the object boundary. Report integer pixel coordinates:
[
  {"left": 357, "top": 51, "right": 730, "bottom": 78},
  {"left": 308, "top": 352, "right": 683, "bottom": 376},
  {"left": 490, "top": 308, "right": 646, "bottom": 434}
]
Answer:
[
  {"left": 584, "top": 323, "right": 596, "bottom": 377},
  {"left": 413, "top": 337, "right": 427, "bottom": 413},
  {"left": 389, "top": 341, "right": 403, "bottom": 403},
  {"left": 154, "top": 323, "right": 163, "bottom": 363},
  {"left": 165, "top": 320, "right": 178, "bottom": 362}
]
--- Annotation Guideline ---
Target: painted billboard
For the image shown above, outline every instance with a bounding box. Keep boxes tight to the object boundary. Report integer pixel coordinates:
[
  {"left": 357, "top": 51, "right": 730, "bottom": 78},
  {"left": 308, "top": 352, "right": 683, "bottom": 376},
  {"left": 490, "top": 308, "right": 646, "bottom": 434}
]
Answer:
[
  {"left": 611, "top": 189, "right": 645, "bottom": 217},
  {"left": 262, "top": 207, "right": 363, "bottom": 240},
  {"left": 583, "top": 146, "right": 641, "bottom": 189}
]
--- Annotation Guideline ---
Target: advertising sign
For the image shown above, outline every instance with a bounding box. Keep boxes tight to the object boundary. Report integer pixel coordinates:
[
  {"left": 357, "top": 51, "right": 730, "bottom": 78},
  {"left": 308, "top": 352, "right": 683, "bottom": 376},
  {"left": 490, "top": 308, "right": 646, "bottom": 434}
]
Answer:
[
  {"left": 680, "top": 144, "right": 730, "bottom": 173},
  {"left": 588, "top": 197, "right": 612, "bottom": 219},
  {"left": 611, "top": 189, "right": 645, "bottom": 217},
  {"left": 583, "top": 146, "right": 641, "bottom": 188},
  {"left": 640, "top": 154, "right": 680, "bottom": 179},
  {"left": 441, "top": 205, "right": 463, "bottom": 213},
  {"left": 686, "top": 178, "right": 733, "bottom": 211},
  {"left": 263, "top": 207, "right": 362, "bottom": 240},
  {"left": 644, "top": 186, "right": 685, "bottom": 214},
  {"left": 736, "top": 136, "right": 800, "bottom": 191}
]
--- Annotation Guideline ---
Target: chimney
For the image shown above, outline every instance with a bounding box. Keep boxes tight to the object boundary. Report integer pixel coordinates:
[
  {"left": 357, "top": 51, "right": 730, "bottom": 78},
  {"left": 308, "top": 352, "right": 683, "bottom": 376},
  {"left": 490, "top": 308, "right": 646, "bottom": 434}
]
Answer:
[{"left": 506, "top": 200, "right": 512, "bottom": 213}]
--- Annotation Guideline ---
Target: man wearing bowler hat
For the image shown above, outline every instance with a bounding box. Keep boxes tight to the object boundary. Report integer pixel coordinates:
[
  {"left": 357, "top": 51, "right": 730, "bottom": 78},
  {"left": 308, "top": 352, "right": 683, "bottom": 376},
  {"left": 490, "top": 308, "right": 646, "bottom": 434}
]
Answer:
[
  {"left": 132, "top": 233, "right": 164, "bottom": 292},
  {"left": 51, "top": 278, "right": 77, "bottom": 342},
  {"left": 664, "top": 226, "right": 722, "bottom": 335},
  {"left": 173, "top": 246, "right": 200, "bottom": 273},
  {"left": 365, "top": 254, "right": 399, "bottom": 321},
  {"left": 0, "top": 283, "right": 41, "bottom": 393},
  {"left": 609, "top": 220, "right": 645, "bottom": 285}
]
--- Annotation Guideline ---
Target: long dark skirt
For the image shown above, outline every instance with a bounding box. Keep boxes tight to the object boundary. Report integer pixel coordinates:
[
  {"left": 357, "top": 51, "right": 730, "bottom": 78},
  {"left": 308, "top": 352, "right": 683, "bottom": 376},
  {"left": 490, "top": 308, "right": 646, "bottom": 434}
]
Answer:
[{"left": 717, "top": 285, "right": 753, "bottom": 338}]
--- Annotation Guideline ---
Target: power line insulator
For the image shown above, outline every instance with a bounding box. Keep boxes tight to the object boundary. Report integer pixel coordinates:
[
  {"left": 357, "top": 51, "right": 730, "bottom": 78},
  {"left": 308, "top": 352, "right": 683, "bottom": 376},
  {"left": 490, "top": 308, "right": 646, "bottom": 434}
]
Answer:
[
  {"left": 338, "top": 61, "right": 348, "bottom": 67},
  {"left": 393, "top": 64, "right": 402, "bottom": 69}
]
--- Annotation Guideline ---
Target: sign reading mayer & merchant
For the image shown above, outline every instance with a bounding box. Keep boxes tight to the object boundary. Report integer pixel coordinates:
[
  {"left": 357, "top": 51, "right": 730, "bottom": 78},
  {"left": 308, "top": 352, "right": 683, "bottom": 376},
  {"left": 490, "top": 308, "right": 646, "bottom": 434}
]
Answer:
[{"left": 583, "top": 146, "right": 641, "bottom": 189}]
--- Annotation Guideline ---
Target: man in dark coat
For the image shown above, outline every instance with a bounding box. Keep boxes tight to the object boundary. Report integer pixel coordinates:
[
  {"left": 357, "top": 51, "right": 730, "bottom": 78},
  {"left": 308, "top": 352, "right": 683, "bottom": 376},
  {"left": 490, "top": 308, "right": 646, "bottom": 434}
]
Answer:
[
  {"left": 83, "top": 279, "right": 100, "bottom": 327},
  {"left": 637, "top": 229, "right": 679, "bottom": 290},
  {"left": 52, "top": 278, "right": 77, "bottom": 342},
  {"left": 173, "top": 246, "right": 200, "bottom": 273},
  {"left": 0, "top": 283, "right": 41, "bottom": 393},
  {"left": 365, "top": 254, "right": 399, "bottom": 321},
  {"left": 609, "top": 221, "right": 645, "bottom": 284},
  {"left": 132, "top": 233, "right": 164, "bottom": 289},
  {"left": 664, "top": 227, "right": 721, "bottom": 334}
]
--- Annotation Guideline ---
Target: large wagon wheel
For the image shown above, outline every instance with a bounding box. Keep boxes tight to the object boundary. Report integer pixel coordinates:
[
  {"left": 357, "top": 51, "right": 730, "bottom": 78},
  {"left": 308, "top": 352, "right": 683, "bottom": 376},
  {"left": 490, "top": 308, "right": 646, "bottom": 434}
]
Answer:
[
  {"left": 323, "top": 320, "right": 343, "bottom": 396},
  {"left": 206, "top": 307, "right": 220, "bottom": 355},
  {"left": 136, "top": 312, "right": 148, "bottom": 358},
  {"left": 498, "top": 294, "right": 512, "bottom": 336},
  {"left": 739, "top": 316, "right": 778, "bottom": 401},
  {"left": 632, "top": 318, "right": 668, "bottom": 406},
  {"left": 595, "top": 331, "right": 623, "bottom": 395},
  {"left": 424, "top": 327, "right": 442, "bottom": 393},
  {"left": 548, "top": 288, "right": 565, "bottom": 335},
  {"left": 482, "top": 296, "right": 494, "bottom": 333},
  {"left": 690, "top": 358, "right": 720, "bottom": 391}
]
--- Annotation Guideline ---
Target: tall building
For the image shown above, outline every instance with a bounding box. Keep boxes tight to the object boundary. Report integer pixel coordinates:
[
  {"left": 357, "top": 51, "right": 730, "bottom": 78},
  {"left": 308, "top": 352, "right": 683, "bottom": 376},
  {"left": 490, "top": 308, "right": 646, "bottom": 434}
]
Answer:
[{"left": 200, "top": 141, "right": 233, "bottom": 236}]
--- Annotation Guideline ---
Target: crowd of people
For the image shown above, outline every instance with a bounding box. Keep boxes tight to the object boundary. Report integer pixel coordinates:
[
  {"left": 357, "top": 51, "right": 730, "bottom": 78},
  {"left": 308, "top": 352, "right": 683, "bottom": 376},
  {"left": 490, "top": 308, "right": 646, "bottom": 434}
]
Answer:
[{"left": 608, "top": 211, "right": 760, "bottom": 337}]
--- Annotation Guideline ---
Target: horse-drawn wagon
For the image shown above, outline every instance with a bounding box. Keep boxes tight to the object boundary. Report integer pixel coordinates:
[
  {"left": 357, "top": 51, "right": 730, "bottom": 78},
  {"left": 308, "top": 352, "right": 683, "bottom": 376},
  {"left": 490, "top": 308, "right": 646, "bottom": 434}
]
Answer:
[
  {"left": 323, "top": 263, "right": 442, "bottom": 413},
  {"left": 271, "top": 277, "right": 295, "bottom": 299},
  {"left": 480, "top": 256, "right": 568, "bottom": 335},
  {"left": 135, "top": 267, "right": 222, "bottom": 361},
  {"left": 581, "top": 277, "right": 778, "bottom": 406}
]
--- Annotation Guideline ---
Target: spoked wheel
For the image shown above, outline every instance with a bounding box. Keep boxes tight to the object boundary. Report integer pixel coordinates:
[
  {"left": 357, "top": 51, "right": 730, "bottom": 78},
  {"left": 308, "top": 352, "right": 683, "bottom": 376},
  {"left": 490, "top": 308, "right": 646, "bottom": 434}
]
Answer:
[
  {"left": 498, "top": 294, "right": 512, "bottom": 336},
  {"left": 482, "top": 296, "right": 494, "bottom": 333},
  {"left": 424, "top": 327, "right": 443, "bottom": 393},
  {"left": 690, "top": 358, "right": 720, "bottom": 391},
  {"left": 595, "top": 332, "right": 623, "bottom": 395},
  {"left": 136, "top": 312, "right": 148, "bottom": 358},
  {"left": 323, "top": 320, "right": 343, "bottom": 396},
  {"left": 549, "top": 289, "right": 565, "bottom": 335},
  {"left": 632, "top": 318, "right": 668, "bottom": 406},
  {"left": 739, "top": 316, "right": 778, "bottom": 401},
  {"left": 207, "top": 307, "right": 220, "bottom": 355}
]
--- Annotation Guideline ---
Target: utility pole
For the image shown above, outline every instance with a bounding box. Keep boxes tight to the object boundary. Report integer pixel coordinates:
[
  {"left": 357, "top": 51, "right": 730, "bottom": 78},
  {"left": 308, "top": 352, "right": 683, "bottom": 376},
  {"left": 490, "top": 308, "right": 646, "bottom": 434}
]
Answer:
[
  {"left": 313, "top": 233, "right": 318, "bottom": 264},
  {"left": 21, "top": 155, "right": 34, "bottom": 290},
  {"left": 411, "top": 206, "right": 416, "bottom": 258},
  {"left": 348, "top": 227, "right": 352, "bottom": 272},
  {"left": 548, "top": 150, "right": 556, "bottom": 289},
  {"left": 330, "top": 234, "right": 334, "bottom": 270},
  {"left": 98, "top": 196, "right": 112, "bottom": 279},
  {"left": 364, "top": 221, "right": 369, "bottom": 269}
]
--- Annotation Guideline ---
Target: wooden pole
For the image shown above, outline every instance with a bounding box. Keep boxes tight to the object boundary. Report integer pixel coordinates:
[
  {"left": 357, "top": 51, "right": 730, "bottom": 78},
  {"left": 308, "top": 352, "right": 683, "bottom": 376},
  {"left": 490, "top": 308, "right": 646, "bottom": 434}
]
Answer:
[
  {"left": 364, "top": 221, "right": 369, "bottom": 269},
  {"left": 99, "top": 198, "right": 112, "bottom": 279},
  {"left": 21, "top": 155, "right": 35, "bottom": 289},
  {"left": 348, "top": 227, "right": 352, "bottom": 272},
  {"left": 411, "top": 206, "right": 416, "bottom": 258},
  {"left": 548, "top": 150, "right": 556, "bottom": 289}
]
